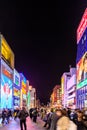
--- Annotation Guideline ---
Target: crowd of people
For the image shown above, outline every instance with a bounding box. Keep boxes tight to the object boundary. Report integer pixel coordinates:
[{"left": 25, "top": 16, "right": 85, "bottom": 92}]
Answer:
[
  {"left": 40, "top": 107, "right": 87, "bottom": 130},
  {"left": 0, "top": 107, "right": 87, "bottom": 130}
]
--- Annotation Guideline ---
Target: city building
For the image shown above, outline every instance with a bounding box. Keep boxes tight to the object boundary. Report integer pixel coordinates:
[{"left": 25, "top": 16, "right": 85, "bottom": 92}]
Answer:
[
  {"left": 76, "top": 8, "right": 87, "bottom": 109},
  {"left": 0, "top": 34, "right": 14, "bottom": 109},
  {"left": 0, "top": 34, "right": 37, "bottom": 111},
  {"left": 50, "top": 85, "right": 62, "bottom": 108},
  {"left": 67, "top": 68, "right": 76, "bottom": 109},
  {"left": 20, "top": 73, "right": 27, "bottom": 108},
  {"left": 61, "top": 72, "right": 71, "bottom": 108},
  {"left": 30, "top": 87, "right": 36, "bottom": 108},
  {"left": 36, "top": 98, "right": 41, "bottom": 108}
]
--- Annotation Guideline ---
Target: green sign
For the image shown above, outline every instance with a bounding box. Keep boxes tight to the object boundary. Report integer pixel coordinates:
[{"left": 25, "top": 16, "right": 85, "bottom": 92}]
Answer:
[{"left": 77, "top": 79, "right": 87, "bottom": 89}]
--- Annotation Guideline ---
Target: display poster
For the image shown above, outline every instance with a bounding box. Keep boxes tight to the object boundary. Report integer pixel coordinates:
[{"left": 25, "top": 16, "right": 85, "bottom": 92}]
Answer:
[
  {"left": 21, "top": 74, "right": 27, "bottom": 95},
  {"left": 13, "top": 88, "right": 20, "bottom": 97},
  {"left": 77, "top": 52, "right": 87, "bottom": 88},
  {"left": 14, "top": 69, "right": 20, "bottom": 88},
  {"left": 27, "top": 92, "right": 30, "bottom": 107},
  {"left": 76, "top": 28, "right": 87, "bottom": 64},
  {"left": 1, "top": 74, "right": 12, "bottom": 108},
  {"left": 1, "top": 35, "right": 14, "bottom": 69}
]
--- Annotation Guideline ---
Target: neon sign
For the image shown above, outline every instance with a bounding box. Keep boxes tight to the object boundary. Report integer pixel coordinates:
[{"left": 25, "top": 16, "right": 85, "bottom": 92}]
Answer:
[
  {"left": 77, "top": 79, "right": 87, "bottom": 89},
  {"left": 1, "top": 59, "right": 13, "bottom": 80},
  {"left": 3, "top": 69, "right": 12, "bottom": 79},
  {"left": 77, "top": 8, "right": 87, "bottom": 44},
  {"left": 14, "top": 69, "right": 20, "bottom": 87},
  {"left": 1, "top": 35, "right": 14, "bottom": 68},
  {"left": 14, "top": 88, "right": 20, "bottom": 97},
  {"left": 20, "top": 73, "right": 27, "bottom": 95}
]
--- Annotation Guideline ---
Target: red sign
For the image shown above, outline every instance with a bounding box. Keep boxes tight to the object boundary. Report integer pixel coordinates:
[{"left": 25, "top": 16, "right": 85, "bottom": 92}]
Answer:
[{"left": 77, "top": 8, "right": 87, "bottom": 44}]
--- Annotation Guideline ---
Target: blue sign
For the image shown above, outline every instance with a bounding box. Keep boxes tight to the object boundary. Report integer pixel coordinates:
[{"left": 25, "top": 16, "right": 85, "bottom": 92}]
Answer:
[
  {"left": 1, "top": 74, "right": 13, "bottom": 109},
  {"left": 76, "top": 27, "right": 87, "bottom": 64}
]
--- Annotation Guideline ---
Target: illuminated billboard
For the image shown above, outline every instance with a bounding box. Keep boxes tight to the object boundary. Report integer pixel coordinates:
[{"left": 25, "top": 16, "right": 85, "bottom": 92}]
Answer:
[
  {"left": 1, "top": 74, "right": 13, "bottom": 109},
  {"left": 77, "top": 8, "right": 87, "bottom": 44},
  {"left": 76, "top": 28, "right": 87, "bottom": 64},
  {"left": 77, "top": 52, "right": 87, "bottom": 89},
  {"left": 13, "top": 88, "right": 20, "bottom": 97},
  {"left": 1, "top": 59, "right": 13, "bottom": 80},
  {"left": 20, "top": 73, "right": 27, "bottom": 95},
  {"left": 14, "top": 69, "right": 20, "bottom": 88},
  {"left": 61, "top": 76, "right": 64, "bottom": 95},
  {"left": 61, "top": 76, "right": 64, "bottom": 105},
  {"left": 0, "top": 35, "right": 14, "bottom": 69}
]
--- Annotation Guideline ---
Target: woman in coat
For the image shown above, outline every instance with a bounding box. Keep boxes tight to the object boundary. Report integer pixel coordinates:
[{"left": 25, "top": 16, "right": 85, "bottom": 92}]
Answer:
[{"left": 56, "top": 109, "right": 70, "bottom": 130}]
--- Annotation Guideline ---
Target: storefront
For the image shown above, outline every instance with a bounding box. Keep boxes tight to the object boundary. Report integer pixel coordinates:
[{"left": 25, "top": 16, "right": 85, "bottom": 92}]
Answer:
[{"left": 13, "top": 69, "right": 20, "bottom": 108}]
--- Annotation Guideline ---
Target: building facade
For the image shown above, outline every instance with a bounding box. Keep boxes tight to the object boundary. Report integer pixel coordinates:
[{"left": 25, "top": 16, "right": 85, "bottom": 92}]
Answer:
[
  {"left": 0, "top": 34, "right": 14, "bottom": 110},
  {"left": 50, "top": 85, "right": 62, "bottom": 108},
  {"left": 67, "top": 68, "right": 76, "bottom": 109},
  {"left": 61, "top": 73, "right": 71, "bottom": 108},
  {"left": 76, "top": 8, "right": 87, "bottom": 109}
]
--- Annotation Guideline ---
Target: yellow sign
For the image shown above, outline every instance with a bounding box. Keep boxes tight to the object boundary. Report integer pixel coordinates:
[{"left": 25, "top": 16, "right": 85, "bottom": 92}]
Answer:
[
  {"left": 1, "top": 35, "right": 14, "bottom": 69},
  {"left": 61, "top": 76, "right": 64, "bottom": 95},
  {"left": 14, "top": 88, "right": 20, "bottom": 97}
]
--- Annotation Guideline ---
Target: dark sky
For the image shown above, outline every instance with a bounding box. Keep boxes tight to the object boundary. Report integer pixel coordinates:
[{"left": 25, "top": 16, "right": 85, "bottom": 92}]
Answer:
[{"left": 0, "top": 0, "right": 87, "bottom": 104}]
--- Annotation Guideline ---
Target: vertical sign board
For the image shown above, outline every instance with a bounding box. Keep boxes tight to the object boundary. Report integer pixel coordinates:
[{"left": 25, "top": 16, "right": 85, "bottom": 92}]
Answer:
[
  {"left": 20, "top": 73, "right": 27, "bottom": 107},
  {"left": 77, "top": 8, "right": 87, "bottom": 44},
  {"left": 1, "top": 59, "right": 13, "bottom": 109},
  {"left": 1, "top": 35, "right": 14, "bottom": 69},
  {"left": 13, "top": 69, "right": 20, "bottom": 107}
]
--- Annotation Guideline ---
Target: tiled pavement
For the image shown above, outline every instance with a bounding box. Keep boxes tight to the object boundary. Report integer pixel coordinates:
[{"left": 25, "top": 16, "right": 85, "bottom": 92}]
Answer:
[{"left": 0, "top": 117, "right": 46, "bottom": 130}]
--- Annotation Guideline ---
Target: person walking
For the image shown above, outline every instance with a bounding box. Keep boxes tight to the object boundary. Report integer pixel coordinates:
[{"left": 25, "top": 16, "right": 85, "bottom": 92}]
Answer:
[
  {"left": 32, "top": 107, "right": 38, "bottom": 123},
  {"left": 18, "top": 107, "right": 29, "bottom": 130},
  {"left": 56, "top": 109, "right": 70, "bottom": 130},
  {"left": 74, "top": 110, "right": 86, "bottom": 130},
  {"left": 50, "top": 109, "right": 59, "bottom": 130}
]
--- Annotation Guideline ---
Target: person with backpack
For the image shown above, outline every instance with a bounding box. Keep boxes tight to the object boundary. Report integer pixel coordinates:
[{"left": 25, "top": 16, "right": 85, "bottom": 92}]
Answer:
[{"left": 18, "top": 107, "right": 29, "bottom": 130}]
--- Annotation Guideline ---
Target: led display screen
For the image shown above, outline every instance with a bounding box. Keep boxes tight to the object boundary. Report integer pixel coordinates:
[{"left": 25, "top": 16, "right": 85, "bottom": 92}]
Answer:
[
  {"left": 20, "top": 73, "right": 27, "bottom": 95},
  {"left": 1, "top": 35, "right": 14, "bottom": 69},
  {"left": 77, "top": 52, "right": 87, "bottom": 88},
  {"left": 13, "top": 96, "right": 20, "bottom": 106},
  {"left": 77, "top": 8, "right": 87, "bottom": 44},
  {"left": 1, "top": 74, "right": 13, "bottom": 108},
  {"left": 13, "top": 88, "right": 20, "bottom": 97},
  {"left": 76, "top": 28, "right": 87, "bottom": 64},
  {"left": 14, "top": 69, "right": 20, "bottom": 88},
  {"left": 1, "top": 59, "right": 13, "bottom": 80}
]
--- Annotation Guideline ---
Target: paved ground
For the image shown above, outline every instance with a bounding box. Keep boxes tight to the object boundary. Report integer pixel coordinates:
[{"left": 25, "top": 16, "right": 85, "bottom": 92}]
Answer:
[{"left": 0, "top": 117, "right": 46, "bottom": 130}]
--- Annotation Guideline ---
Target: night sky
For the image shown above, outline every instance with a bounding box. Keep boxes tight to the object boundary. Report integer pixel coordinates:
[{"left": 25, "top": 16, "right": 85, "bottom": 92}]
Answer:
[{"left": 0, "top": 0, "right": 87, "bottom": 104}]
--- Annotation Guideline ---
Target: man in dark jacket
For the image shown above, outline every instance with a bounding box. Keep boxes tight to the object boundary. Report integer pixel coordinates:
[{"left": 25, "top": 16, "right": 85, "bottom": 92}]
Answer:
[
  {"left": 18, "top": 107, "right": 29, "bottom": 130},
  {"left": 50, "top": 109, "right": 59, "bottom": 130}
]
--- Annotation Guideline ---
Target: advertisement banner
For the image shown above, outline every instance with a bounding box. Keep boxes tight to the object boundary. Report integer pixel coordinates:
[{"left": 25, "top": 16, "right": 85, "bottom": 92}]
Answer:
[
  {"left": 76, "top": 28, "right": 87, "bottom": 64},
  {"left": 1, "top": 74, "right": 13, "bottom": 108},
  {"left": 20, "top": 73, "right": 27, "bottom": 95},
  {"left": 13, "top": 88, "right": 20, "bottom": 97},
  {"left": 77, "top": 8, "right": 87, "bottom": 44},
  {"left": 77, "top": 52, "right": 87, "bottom": 88},
  {"left": 1, "top": 59, "right": 13, "bottom": 80},
  {"left": 13, "top": 96, "right": 20, "bottom": 107},
  {"left": 1, "top": 35, "right": 14, "bottom": 69},
  {"left": 14, "top": 69, "right": 20, "bottom": 88}
]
